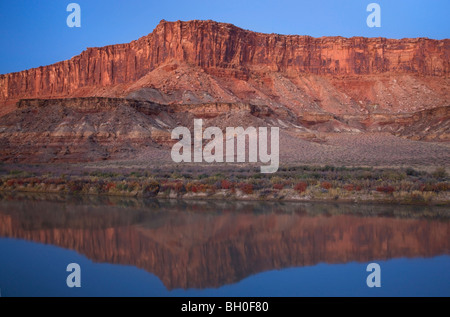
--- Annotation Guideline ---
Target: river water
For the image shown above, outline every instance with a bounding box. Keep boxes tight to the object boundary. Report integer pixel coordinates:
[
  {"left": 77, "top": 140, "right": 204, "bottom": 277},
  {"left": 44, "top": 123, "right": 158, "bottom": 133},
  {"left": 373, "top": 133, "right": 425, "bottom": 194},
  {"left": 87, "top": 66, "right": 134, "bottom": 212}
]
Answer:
[{"left": 0, "top": 193, "right": 448, "bottom": 297}]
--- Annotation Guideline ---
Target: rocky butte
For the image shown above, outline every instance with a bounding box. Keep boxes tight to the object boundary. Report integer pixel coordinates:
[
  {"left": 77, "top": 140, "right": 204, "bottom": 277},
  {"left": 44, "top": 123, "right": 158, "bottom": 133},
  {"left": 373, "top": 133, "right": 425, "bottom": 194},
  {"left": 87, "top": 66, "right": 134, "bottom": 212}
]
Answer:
[
  {"left": 1, "top": 19, "right": 449, "bottom": 112},
  {"left": 0, "top": 20, "right": 448, "bottom": 163}
]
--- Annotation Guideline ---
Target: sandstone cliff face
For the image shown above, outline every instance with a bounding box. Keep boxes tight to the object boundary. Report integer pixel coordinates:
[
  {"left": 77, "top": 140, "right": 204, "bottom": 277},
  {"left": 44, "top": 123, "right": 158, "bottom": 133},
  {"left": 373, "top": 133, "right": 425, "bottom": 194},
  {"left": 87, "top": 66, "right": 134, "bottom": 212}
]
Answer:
[
  {"left": 0, "top": 20, "right": 448, "bottom": 110},
  {"left": 0, "top": 20, "right": 448, "bottom": 164}
]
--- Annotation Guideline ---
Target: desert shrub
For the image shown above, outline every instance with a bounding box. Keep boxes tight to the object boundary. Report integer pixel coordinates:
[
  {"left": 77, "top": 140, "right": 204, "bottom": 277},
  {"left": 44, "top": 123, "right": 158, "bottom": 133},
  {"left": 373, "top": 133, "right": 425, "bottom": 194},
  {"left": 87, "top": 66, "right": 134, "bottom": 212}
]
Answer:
[
  {"left": 343, "top": 184, "right": 354, "bottom": 191},
  {"left": 201, "top": 184, "right": 210, "bottom": 192},
  {"left": 129, "top": 171, "right": 142, "bottom": 178},
  {"left": 356, "top": 170, "right": 376, "bottom": 180},
  {"left": 206, "top": 184, "right": 217, "bottom": 193},
  {"left": 270, "top": 176, "right": 284, "bottom": 184},
  {"left": 23, "top": 177, "right": 41, "bottom": 186},
  {"left": 376, "top": 186, "right": 395, "bottom": 194},
  {"left": 405, "top": 167, "right": 420, "bottom": 177},
  {"left": 321, "top": 182, "right": 332, "bottom": 190},
  {"left": 171, "top": 182, "right": 186, "bottom": 193},
  {"left": 186, "top": 182, "right": 198, "bottom": 193},
  {"left": 90, "top": 171, "right": 118, "bottom": 178},
  {"left": 382, "top": 171, "right": 406, "bottom": 181},
  {"left": 421, "top": 182, "right": 449, "bottom": 192},
  {"left": 6, "top": 179, "right": 17, "bottom": 187},
  {"left": 273, "top": 183, "right": 284, "bottom": 190},
  {"left": 186, "top": 183, "right": 211, "bottom": 193},
  {"left": 434, "top": 183, "right": 449, "bottom": 192},
  {"left": 44, "top": 178, "right": 65, "bottom": 185},
  {"left": 259, "top": 189, "right": 273, "bottom": 197},
  {"left": 105, "top": 182, "right": 116, "bottom": 191},
  {"left": 67, "top": 180, "right": 83, "bottom": 193},
  {"left": 397, "top": 180, "right": 414, "bottom": 192},
  {"left": 117, "top": 182, "right": 130, "bottom": 191},
  {"left": 170, "top": 172, "right": 182, "bottom": 179},
  {"left": 432, "top": 167, "right": 447, "bottom": 179},
  {"left": 144, "top": 180, "right": 160, "bottom": 197},
  {"left": 221, "top": 179, "right": 233, "bottom": 190},
  {"left": 196, "top": 184, "right": 209, "bottom": 193},
  {"left": 294, "top": 182, "right": 308, "bottom": 193},
  {"left": 410, "top": 192, "right": 426, "bottom": 202},
  {"left": 128, "top": 181, "right": 141, "bottom": 192},
  {"left": 239, "top": 183, "right": 253, "bottom": 195}
]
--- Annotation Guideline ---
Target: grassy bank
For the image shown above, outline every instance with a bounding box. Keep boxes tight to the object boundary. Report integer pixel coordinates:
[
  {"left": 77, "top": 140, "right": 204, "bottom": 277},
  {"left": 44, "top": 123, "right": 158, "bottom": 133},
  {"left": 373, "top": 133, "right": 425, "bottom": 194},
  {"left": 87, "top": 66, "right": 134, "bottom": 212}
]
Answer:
[{"left": 0, "top": 164, "right": 448, "bottom": 205}]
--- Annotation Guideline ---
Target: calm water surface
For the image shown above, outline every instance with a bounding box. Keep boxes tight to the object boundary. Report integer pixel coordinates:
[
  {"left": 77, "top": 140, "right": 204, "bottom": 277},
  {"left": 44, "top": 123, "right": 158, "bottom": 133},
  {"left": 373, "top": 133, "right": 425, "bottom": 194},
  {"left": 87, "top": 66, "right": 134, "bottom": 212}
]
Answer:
[{"left": 0, "top": 193, "right": 448, "bottom": 297}]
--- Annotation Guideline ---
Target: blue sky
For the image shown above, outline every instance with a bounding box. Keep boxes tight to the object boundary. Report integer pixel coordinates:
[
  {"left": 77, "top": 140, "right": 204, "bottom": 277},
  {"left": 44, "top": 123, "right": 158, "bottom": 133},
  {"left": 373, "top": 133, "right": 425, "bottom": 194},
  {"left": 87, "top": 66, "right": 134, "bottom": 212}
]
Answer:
[{"left": 0, "top": 0, "right": 449, "bottom": 74}]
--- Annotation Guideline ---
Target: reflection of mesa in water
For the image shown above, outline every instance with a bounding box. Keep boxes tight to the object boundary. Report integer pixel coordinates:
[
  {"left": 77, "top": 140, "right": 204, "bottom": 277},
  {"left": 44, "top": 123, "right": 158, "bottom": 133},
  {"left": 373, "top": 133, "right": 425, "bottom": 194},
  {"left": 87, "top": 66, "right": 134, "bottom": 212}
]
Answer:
[{"left": 0, "top": 197, "right": 448, "bottom": 290}]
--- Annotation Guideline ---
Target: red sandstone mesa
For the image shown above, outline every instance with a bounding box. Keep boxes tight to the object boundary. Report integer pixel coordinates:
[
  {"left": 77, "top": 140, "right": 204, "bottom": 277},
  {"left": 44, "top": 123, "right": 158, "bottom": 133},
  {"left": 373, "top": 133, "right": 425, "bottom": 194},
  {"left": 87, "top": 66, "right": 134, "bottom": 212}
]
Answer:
[
  {"left": 0, "top": 20, "right": 448, "bottom": 164},
  {"left": 0, "top": 19, "right": 448, "bottom": 116}
]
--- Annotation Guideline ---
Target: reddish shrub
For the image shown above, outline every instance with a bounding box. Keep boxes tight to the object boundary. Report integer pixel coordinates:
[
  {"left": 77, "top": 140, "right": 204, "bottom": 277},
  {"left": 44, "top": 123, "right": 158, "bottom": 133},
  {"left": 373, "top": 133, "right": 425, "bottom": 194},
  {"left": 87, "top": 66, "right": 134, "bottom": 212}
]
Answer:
[
  {"left": 321, "top": 182, "right": 332, "bottom": 190},
  {"left": 186, "top": 182, "right": 198, "bottom": 193},
  {"left": 294, "top": 182, "right": 308, "bottom": 193},
  {"left": 421, "top": 183, "right": 449, "bottom": 192},
  {"left": 172, "top": 182, "right": 186, "bottom": 193},
  {"left": 105, "top": 182, "right": 116, "bottom": 191},
  {"left": 376, "top": 186, "right": 395, "bottom": 194},
  {"left": 343, "top": 184, "right": 354, "bottom": 191},
  {"left": 273, "top": 183, "right": 284, "bottom": 190},
  {"left": 434, "top": 183, "right": 449, "bottom": 192},
  {"left": 239, "top": 183, "right": 253, "bottom": 195},
  {"left": 6, "top": 179, "right": 17, "bottom": 187},
  {"left": 221, "top": 179, "right": 233, "bottom": 190}
]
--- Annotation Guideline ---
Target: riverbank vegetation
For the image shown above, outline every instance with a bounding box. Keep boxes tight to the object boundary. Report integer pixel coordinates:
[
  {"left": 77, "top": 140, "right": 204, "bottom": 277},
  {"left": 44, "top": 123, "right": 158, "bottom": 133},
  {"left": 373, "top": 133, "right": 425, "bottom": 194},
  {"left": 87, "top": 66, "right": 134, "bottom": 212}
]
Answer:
[{"left": 0, "top": 164, "right": 448, "bottom": 205}]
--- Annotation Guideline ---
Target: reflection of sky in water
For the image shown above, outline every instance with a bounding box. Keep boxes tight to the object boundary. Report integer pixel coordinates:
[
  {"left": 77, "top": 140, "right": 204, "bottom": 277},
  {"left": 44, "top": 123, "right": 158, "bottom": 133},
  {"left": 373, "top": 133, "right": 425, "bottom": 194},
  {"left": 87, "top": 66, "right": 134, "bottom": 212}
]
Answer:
[{"left": 0, "top": 238, "right": 448, "bottom": 297}]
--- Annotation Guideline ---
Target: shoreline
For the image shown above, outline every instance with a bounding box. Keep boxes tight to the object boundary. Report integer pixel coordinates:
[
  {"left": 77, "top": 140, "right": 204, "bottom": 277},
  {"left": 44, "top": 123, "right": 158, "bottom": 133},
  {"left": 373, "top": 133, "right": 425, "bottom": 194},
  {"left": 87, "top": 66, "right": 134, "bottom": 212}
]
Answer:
[
  {"left": 0, "top": 187, "right": 448, "bottom": 206},
  {"left": 1, "top": 164, "right": 448, "bottom": 206}
]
